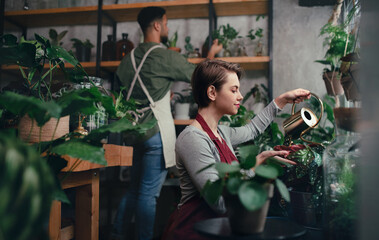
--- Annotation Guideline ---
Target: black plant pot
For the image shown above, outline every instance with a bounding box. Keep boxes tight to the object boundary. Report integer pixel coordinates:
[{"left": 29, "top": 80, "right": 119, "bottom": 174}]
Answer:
[
  {"left": 289, "top": 191, "right": 322, "bottom": 229},
  {"left": 75, "top": 45, "right": 92, "bottom": 62}
]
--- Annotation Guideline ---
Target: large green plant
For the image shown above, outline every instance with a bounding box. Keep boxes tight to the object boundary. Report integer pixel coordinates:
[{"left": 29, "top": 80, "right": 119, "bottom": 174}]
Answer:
[
  {"left": 200, "top": 145, "right": 290, "bottom": 211},
  {"left": 0, "top": 33, "right": 87, "bottom": 101},
  {"left": 315, "top": 0, "right": 360, "bottom": 72},
  {"left": 0, "top": 130, "right": 56, "bottom": 240},
  {"left": 0, "top": 33, "right": 156, "bottom": 204}
]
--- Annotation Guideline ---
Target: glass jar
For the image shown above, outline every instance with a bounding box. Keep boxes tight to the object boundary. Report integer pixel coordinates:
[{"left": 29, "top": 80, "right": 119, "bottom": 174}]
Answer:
[{"left": 323, "top": 131, "right": 360, "bottom": 240}]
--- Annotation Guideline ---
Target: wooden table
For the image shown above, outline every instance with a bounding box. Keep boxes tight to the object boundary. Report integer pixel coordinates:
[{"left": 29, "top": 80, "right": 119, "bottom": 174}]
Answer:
[{"left": 48, "top": 144, "right": 133, "bottom": 240}]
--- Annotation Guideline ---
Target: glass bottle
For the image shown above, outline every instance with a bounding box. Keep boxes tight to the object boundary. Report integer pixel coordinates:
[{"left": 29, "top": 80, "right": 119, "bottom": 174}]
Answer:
[
  {"left": 116, "top": 33, "right": 134, "bottom": 60},
  {"left": 323, "top": 123, "right": 360, "bottom": 240},
  {"left": 255, "top": 40, "right": 263, "bottom": 56},
  {"left": 187, "top": 48, "right": 201, "bottom": 58},
  {"left": 102, "top": 34, "right": 116, "bottom": 61}
]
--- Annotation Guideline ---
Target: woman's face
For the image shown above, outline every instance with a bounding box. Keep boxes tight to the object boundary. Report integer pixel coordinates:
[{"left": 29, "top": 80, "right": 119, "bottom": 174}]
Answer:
[{"left": 214, "top": 72, "right": 243, "bottom": 115}]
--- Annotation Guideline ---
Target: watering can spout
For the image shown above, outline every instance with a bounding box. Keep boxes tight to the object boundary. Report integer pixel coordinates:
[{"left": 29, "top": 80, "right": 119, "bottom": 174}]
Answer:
[{"left": 283, "top": 93, "right": 323, "bottom": 146}]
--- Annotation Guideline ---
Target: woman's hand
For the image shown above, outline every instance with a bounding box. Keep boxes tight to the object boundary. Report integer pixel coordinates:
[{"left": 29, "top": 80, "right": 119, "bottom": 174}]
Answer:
[
  {"left": 255, "top": 150, "right": 296, "bottom": 167},
  {"left": 274, "top": 88, "right": 311, "bottom": 109}
]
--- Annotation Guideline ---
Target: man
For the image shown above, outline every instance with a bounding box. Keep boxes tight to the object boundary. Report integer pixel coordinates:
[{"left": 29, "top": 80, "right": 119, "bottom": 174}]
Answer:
[{"left": 111, "top": 6, "right": 222, "bottom": 240}]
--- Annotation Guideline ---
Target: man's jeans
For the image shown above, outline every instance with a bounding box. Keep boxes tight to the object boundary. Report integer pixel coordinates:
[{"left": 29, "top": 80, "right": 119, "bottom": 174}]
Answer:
[{"left": 111, "top": 132, "right": 168, "bottom": 240}]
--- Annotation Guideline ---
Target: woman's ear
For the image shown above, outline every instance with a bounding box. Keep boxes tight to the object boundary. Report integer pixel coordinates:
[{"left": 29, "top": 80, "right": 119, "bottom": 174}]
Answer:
[{"left": 207, "top": 85, "right": 217, "bottom": 102}]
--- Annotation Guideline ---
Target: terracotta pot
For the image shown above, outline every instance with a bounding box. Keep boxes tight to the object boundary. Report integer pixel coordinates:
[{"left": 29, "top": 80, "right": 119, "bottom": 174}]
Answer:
[
  {"left": 322, "top": 71, "right": 344, "bottom": 96},
  {"left": 19, "top": 115, "right": 70, "bottom": 143},
  {"left": 168, "top": 47, "right": 181, "bottom": 53},
  {"left": 225, "top": 184, "right": 274, "bottom": 234},
  {"left": 333, "top": 107, "right": 360, "bottom": 132}
]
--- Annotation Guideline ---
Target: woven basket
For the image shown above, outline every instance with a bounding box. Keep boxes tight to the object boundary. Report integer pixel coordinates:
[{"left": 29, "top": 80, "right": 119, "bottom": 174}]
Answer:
[{"left": 19, "top": 115, "right": 70, "bottom": 143}]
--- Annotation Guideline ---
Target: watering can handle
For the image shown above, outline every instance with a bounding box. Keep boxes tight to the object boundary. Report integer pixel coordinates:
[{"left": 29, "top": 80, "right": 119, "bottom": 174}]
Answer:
[{"left": 291, "top": 92, "right": 324, "bottom": 145}]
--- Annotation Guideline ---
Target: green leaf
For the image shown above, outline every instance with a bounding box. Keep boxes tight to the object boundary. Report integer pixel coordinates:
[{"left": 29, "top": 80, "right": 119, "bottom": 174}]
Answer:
[
  {"left": 201, "top": 179, "right": 224, "bottom": 204},
  {"left": 50, "top": 140, "right": 106, "bottom": 165},
  {"left": 255, "top": 164, "right": 279, "bottom": 179},
  {"left": 238, "top": 181, "right": 267, "bottom": 211},
  {"left": 56, "top": 88, "right": 103, "bottom": 116},
  {"left": 226, "top": 176, "right": 242, "bottom": 195},
  {"left": 275, "top": 179, "right": 290, "bottom": 202},
  {"left": 84, "top": 117, "right": 156, "bottom": 142},
  {"left": 214, "top": 162, "right": 240, "bottom": 177},
  {"left": 0, "top": 92, "right": 61, "bottom": 126},
  {"left": 237, "top": 145, "right": 259, "bottom": 161}
]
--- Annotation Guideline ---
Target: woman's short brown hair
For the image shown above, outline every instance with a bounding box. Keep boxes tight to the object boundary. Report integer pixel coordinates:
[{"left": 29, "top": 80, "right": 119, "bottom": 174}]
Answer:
[{"left": 191, "top": 59, "right": 243, "bottom": 108}]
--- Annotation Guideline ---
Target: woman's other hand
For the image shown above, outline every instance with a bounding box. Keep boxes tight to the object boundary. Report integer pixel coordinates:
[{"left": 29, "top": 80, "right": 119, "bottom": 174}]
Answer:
[
  {"left": 255, "top": 150, "right": 296, "bottom": 167},
  {"left": 274, "top": 88, "right": 311, "bottom": 109}
]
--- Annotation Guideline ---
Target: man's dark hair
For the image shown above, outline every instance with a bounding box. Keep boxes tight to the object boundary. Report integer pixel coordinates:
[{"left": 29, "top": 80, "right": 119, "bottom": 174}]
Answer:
[{"left": 137, "top": 7, "right": 166, "bottom": 34}]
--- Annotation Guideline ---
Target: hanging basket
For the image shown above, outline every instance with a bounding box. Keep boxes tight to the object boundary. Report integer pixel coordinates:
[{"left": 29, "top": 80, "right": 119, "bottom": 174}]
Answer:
[
  {"left": 322, "top": 71, "right": 344, "bottom": 96},
  {"left": 18, "top": 115, "right": 70, "bottom": 143},
  {"left": 333, "top": 107, "right": 360, "bottom": 132},
  {"left": 340, "top": 64, "right": 360, "bottom": 101}
]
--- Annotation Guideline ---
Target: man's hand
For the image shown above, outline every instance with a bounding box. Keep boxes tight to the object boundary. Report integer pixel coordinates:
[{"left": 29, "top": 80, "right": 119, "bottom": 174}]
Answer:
[{"left": 207, "top": 39, "right": 223, "bottom": 59}]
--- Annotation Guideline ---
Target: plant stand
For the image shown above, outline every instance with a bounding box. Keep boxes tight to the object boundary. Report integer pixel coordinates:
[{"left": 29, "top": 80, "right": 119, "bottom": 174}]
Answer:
[{"left": 48, "top": 144, "right": 133, "bottom": 240}]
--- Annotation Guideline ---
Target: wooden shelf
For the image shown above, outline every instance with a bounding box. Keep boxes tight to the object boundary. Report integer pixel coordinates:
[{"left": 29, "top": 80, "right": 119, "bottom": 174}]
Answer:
[
  {"left": 174, "top": 119, "right": 194, "bottom": 125},
  {"left": 4, "top": 0, "right": 268, "bottom": 29},
  {"left": 1, "top": 56, "right": 269, "bottom": 76}
]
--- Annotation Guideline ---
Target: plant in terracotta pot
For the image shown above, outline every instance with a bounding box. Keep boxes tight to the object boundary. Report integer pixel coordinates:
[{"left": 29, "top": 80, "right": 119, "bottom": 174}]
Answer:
[
  {"left": 200, "top": 144, "right": 290, "bottom": 234},
  {"left": 165, "top": 30, "right": 181, "bottom": 53}
]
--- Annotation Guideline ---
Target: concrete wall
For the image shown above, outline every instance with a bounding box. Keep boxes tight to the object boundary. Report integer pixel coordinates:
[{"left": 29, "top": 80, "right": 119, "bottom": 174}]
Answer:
[{"left": 273, "top": 0, "right": 331, "bottom": 112}]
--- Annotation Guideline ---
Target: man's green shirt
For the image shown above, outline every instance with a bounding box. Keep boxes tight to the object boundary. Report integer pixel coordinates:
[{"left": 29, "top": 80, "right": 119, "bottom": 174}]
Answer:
[{"left": 116, "top": 42, "right": 195, "bottom": 143}]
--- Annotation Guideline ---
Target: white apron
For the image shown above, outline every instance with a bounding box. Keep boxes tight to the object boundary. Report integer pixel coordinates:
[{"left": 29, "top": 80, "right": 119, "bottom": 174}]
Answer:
[{"left": 126, "top": 45, "right": 176, "bottom": 168}]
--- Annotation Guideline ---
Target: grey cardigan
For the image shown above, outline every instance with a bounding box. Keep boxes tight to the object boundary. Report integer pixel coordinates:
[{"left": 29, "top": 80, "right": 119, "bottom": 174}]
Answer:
[{"left": 175, "top": 101, "right": 281, "bottom": 213}]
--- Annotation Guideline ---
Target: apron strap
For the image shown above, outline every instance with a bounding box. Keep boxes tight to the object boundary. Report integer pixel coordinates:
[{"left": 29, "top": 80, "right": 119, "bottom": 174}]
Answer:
[{"left": 127, "top": 45, "right": 163, "bottom": 109}]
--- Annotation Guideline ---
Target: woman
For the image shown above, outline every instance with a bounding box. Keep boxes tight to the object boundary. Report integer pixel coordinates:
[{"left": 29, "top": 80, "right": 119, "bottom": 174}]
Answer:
[{"left": 163, "top": 59, "right": 310, "bottom": 240}]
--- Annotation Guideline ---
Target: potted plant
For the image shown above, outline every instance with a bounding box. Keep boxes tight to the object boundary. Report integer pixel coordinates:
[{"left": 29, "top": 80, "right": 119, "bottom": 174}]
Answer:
[
  {"left": 246, "top": 27, "right": 264, "bottom": 56},
  {"left": 200, "top": 144, "right": 290, "bottom": 234},
  {"left": 218, "top": 24, "right": 239, "bottom": 57},
  {"left": 49, "top": 28, "right": 68, "bottom": 46},
  {"left": 70, "top": 38, "right": 94, "bottom": 62},
  {"left": 165, "top": 30, "right": 181, "bottom": 53},
  {"left": 0, "top": 33, "right": 88, "bottom": 142},
  {"left": 173, "top": 89, "right": 193, "bottom": 120},
  {"left": 315, "top": 0, "right": 359, "bottom": 106},
  {"left": 0, "top": 33, "right": 156, "bottom": 204},
  {"left": 274, "top": 95, "right": 336, "bottom": 228}
]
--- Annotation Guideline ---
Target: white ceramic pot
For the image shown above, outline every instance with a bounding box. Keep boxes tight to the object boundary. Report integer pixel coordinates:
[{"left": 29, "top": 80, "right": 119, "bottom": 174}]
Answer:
[{"left": 174, "top": 103, "right": 190, "bottom": 120}]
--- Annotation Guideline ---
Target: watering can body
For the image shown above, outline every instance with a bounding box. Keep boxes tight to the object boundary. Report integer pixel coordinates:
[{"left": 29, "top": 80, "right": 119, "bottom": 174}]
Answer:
[{"left": 283, "top": 93, "right": 323, "bottom": 145}]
